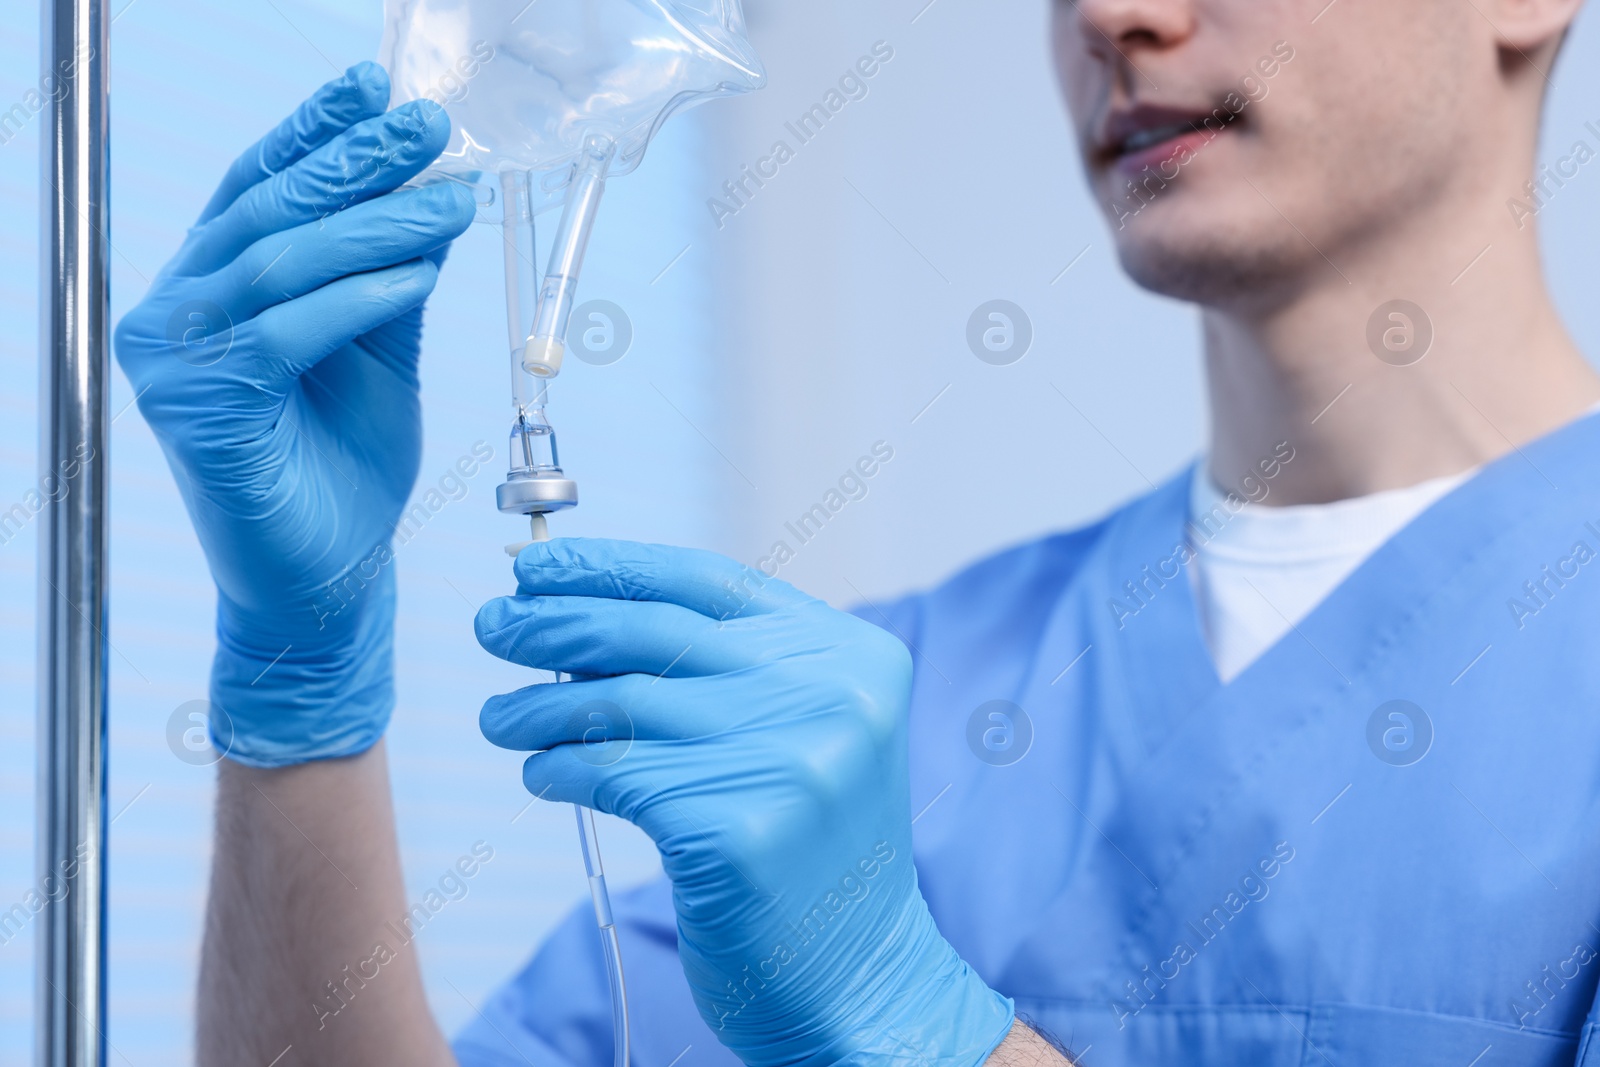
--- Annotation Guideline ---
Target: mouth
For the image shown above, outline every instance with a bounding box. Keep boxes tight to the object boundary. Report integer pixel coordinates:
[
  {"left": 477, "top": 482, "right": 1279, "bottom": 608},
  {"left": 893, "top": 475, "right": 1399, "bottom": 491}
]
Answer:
[{"left": 1094, "top": 103, "right": 1245, "bottom": 172}]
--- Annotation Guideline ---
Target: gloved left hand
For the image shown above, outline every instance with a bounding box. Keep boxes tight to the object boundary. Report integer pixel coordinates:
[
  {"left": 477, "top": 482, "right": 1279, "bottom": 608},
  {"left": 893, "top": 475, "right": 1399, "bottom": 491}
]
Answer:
[
  {"left": 114, "top": 64, "right": 477, "bottom": 766},
  {"left": 475, "top": 539, "right": 1015, "bottom": 1067}
]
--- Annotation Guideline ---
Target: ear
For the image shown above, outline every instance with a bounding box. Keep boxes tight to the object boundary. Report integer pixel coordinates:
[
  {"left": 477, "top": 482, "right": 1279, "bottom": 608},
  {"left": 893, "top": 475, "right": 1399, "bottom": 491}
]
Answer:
[{"left": 1488, "top": 0, "right": 1583, "bottom": 52}]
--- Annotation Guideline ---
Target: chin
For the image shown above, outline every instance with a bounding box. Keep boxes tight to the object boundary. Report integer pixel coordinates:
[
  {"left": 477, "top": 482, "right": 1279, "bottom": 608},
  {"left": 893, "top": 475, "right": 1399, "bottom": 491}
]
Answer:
[{"left": 1105, "top": 197, "right": 1316, "bottom": 310}]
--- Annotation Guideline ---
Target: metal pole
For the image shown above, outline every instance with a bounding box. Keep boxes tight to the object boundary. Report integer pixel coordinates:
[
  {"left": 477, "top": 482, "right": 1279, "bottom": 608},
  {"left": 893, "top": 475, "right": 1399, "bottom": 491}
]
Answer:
[{"left": 37, "top": 0, "right": 110, "bottom": 1063}]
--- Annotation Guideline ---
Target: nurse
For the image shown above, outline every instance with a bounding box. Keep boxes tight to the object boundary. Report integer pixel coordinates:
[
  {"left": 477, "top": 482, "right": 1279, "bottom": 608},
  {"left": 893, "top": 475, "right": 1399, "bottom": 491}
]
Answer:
[{"left": 113, "top": 0, "right": 1600, "bottom": 1064}]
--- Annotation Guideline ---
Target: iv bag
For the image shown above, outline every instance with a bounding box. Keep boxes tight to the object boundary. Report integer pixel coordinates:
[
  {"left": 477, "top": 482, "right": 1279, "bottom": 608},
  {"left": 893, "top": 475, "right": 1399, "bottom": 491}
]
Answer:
[{"left": 379, "top": 0, "right": 764, "bottom": 202}]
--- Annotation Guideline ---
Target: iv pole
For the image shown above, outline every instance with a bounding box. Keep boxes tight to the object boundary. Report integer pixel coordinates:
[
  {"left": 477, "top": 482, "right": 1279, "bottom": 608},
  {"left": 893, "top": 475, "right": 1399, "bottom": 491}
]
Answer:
[{"left": 38, "top": 0, "right": 111, "bottom": 1063}]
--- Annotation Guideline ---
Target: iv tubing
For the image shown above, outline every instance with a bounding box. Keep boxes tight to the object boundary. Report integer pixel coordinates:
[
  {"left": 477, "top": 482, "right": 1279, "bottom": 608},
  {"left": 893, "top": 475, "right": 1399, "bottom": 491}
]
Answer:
[
  {"left": 512, "top": 174, "right": 629, "bottom": 1067},
  {"left": 501, "top": 169, "right": 537, "bottom": 371},
  {"left": 542, "top": 616, "right": 629, "bottom": 1067},
  {"left": 502, "top": 171, "right": 552, "bottom": 471},
  {"left": 523, "top": 132, "right": 618, "bottom": 378},
  {"left": 553, "top": 668, "right": 632, "bottom": 1067},
  {"left": 576, "top": 803, "right": 632, "bottom": 1067},
  {"left": 501, "top": 170, "right": 566, "bottom": 481}
]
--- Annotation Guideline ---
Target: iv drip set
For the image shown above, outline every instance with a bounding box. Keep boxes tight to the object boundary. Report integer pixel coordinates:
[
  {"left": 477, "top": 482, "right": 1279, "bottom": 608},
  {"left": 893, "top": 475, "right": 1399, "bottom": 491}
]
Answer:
[
  {"left": 378, "top": 2, "right": 766, "bottom": 1062},
  {"left": 381, "top": 0, "right": 765, "bottom": 545}
]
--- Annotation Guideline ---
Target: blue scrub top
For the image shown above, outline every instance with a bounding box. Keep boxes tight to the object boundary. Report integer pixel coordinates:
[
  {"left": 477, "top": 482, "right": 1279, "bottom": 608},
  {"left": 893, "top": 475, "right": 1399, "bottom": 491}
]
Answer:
[{"left": 456, "top": 412, "right": 1600, "bottom": 1067}]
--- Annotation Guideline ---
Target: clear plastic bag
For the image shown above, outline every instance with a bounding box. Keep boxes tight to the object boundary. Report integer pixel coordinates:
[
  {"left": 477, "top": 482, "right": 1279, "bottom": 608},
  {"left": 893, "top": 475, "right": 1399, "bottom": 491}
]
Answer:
[{"left": 379, "top": 0, "right": 764, "bottom": 203}]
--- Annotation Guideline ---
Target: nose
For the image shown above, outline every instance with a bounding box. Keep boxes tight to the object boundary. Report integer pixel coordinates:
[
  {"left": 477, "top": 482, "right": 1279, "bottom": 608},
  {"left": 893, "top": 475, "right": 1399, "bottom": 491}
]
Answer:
[{"left": 1070, "top": 0, "right": 1196, "bottom": 59}]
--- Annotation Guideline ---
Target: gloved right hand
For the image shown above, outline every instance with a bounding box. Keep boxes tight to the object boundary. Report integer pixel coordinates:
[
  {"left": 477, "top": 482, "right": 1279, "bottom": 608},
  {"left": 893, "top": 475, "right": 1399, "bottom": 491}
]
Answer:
[
  {"left": 475, "top": 540, "right": 1016, "bottom": 1067},
  {"left": 113, "top": 63, "right": 477, "bottom": 767}
]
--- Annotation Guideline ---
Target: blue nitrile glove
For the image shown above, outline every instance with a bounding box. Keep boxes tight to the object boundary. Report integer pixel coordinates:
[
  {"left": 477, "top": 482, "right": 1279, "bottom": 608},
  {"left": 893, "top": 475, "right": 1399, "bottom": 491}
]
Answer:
[
  {"left": 475, "top": 540, "right": 1016, "bottom": 1067},
  {"left": 113, "top": 63, "right": 477, "bottom": 766}
]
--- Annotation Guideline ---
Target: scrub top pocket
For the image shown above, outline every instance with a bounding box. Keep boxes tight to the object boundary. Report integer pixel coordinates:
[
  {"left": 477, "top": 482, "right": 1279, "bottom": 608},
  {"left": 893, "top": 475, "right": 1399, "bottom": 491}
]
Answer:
[{"left": 1303, "top": 1003, "right": 1577, "bottom": 1067}]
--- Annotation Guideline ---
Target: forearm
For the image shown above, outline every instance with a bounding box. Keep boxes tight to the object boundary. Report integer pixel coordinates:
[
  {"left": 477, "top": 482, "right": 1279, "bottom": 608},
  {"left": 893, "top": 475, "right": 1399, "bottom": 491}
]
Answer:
[
  {"left": 985, "top": 1022, "right": 1077, "bottom": 1067},
  {"left": 198, "top": 740, "right": 453, "bottom": 1066}
]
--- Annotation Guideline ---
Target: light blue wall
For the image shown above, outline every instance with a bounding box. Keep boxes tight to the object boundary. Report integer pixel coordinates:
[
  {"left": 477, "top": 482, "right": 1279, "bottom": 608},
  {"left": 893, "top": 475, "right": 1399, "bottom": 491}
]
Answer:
[
  {"left": 703, "top": 0, "right": 1600, "bottom": 610},
  {"left": 2, "top": 0, "right": 1599, "bottom": 1062}
]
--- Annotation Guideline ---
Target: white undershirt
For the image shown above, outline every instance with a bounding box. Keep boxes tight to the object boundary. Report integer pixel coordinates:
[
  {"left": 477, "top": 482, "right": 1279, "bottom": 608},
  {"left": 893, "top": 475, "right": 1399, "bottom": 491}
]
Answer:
[
  {"left": 1186, "top": 466, "right": 1470, "bottom": 682},
  {"left": 1188, "top": 405, "right": 1600, "bottom": 681}
]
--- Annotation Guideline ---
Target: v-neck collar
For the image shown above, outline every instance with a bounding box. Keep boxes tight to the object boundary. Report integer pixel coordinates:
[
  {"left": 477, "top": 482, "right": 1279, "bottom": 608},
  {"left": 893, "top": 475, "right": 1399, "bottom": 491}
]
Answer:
[
  {"left": 1103, "top": 408, "right": 1600, "bottom": 719},
  {"left": 1034, "top": 408, "right": 1600, "bottom": 899},
  {"left": 983, "top": 410, "right": 1600, "bottom": 1001}
]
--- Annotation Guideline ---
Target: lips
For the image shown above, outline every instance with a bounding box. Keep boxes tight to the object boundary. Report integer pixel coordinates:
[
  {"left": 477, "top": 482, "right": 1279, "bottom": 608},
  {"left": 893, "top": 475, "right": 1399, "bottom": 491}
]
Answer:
[
  {"left": 1120, "top": 120, "right": 1203, "bottom": 154},
  {"left": 1093, "top": 102, "right": 1244, "bottom": 171}
]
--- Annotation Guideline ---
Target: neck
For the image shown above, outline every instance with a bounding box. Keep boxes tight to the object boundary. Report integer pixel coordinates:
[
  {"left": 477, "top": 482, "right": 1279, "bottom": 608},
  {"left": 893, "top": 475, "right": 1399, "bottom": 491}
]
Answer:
[{"left": 1203, "top": 175, "right": 1600, "bottom": 506}]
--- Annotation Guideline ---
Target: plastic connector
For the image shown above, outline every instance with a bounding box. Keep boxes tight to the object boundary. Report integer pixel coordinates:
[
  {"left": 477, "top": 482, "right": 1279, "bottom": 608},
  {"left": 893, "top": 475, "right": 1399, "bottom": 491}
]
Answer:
[{"left": 523, "top": 335, "right": 566, "bottom": 379}]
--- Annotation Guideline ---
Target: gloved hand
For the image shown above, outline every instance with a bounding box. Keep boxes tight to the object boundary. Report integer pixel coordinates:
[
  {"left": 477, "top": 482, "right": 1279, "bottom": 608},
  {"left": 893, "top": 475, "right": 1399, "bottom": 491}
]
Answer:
[
  {"left": 475, "top": 540, "right": 1015, "bottom": 1067},
  {"left": 114, "top": 63, "right": 477, "bottom": 766}
]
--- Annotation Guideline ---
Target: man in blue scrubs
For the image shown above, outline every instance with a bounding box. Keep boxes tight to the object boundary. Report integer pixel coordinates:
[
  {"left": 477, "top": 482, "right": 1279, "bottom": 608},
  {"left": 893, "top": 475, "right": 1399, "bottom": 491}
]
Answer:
[{"left": 115, "top": 0, "right": 1600, "bottom": 1064}]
